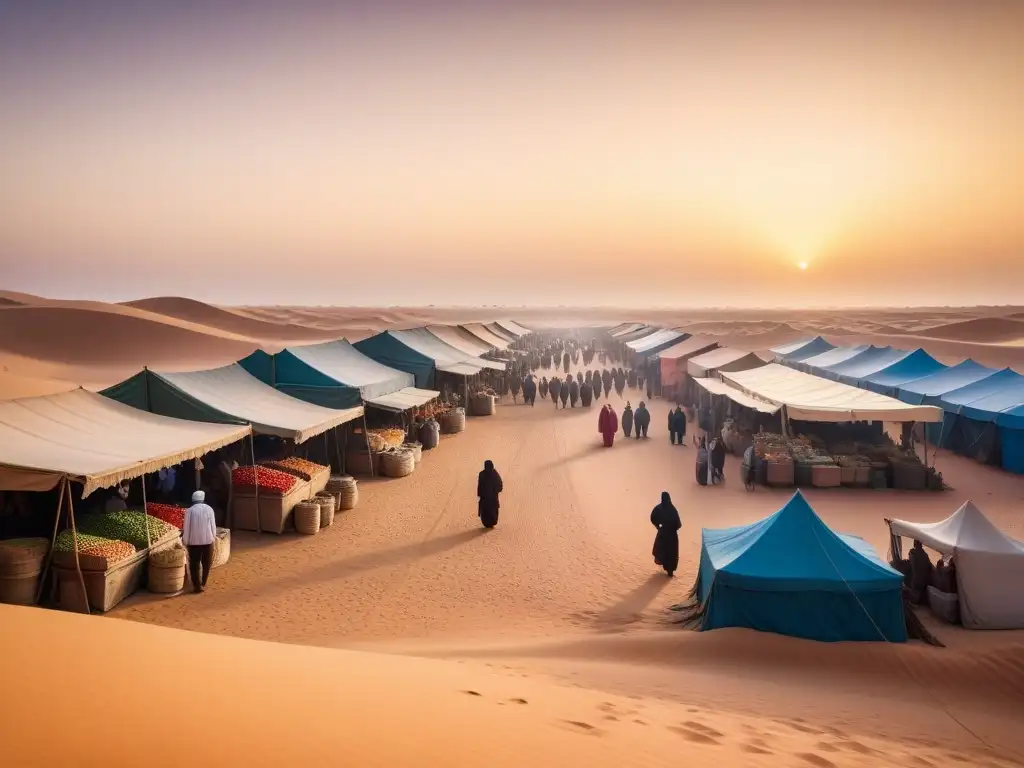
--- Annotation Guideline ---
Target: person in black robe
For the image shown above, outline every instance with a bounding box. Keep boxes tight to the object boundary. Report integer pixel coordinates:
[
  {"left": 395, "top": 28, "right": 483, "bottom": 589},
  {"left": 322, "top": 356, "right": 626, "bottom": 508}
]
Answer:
[
  {"left": 592, "top": 376, "right": 602, "bottom": 401},
  {"left": 621, "top": 402, "right": 633, "bottom": 437},
  {"left": 614, "top": 370, "right": 625, "bottom": 397},
  {"left": 710, "top": 438, "right": 726, "bottom": 483},
  {"left": 603, "top": 377, "right": 612, "bottom": 399},
  {"left": 569, "top": 378, "right": 580, "bottom": 407},
  {"left": 477, "top": 460, "right": 503, "bottom": 529},
  {"left": 650, "top": 492, "right": 681, "bottom": 577},
  {"left": 669, "top": 406, "right": 686, "bottom": 445},
  {"left": 580, "top": 380, "right": 593, "bottom": 407},
  {"left": 908, "top": 540, "right": 934, "bottom": 604},
  {"left": 634, "top": 401, "right": 650, "bottom": 438},
  {"left": 510, "top": 376, "right": 522, "bottom": 404},
  {"left": 524, "top": 375, "right": 537, "bottom": 406},
  {"left": 539, "top": 376, "right": 549, "bottom": 400},
  {"left": 549, "top": 377, "right": 562, "bottom": 408},
  {"left": 576, "top": 371, "right": 583, "bottom": 385},
  {"left": 627, "top": 369, "right": 637, "bottom": 388},
  {"left": 696, "top": 437, "right": 709, "bottom": 486},
  {"left": 559, "top": 377, "right": 570, "bottom": 408},
  {"left": 563, "top": 351, "right": 571, "bottom": 373}
]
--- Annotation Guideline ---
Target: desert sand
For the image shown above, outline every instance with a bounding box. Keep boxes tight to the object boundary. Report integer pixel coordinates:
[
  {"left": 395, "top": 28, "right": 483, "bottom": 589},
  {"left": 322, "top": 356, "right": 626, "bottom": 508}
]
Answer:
[{"left": 1, "top": 292, "right": 1023, "bottom": 767}]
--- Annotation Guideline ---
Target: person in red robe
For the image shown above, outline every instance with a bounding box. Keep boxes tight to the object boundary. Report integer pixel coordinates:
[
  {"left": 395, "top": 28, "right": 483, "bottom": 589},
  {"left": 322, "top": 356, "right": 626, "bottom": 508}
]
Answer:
[{"left": 599, "top": 404, "right": 618, "bottom": 447}]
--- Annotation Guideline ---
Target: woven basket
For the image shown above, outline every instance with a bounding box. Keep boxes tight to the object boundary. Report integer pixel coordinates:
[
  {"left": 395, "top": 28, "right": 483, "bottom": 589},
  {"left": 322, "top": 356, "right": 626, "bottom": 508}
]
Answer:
[
  {"left": 441, "top": 408, "right": 467, "bottom": 434},
  {"left": 211, "top": 528, "right": 231, "bottom": 568},
  {"left": 149, "top": 545, "right": 187, "bottom": 568},
  {"left": 403, "top": 442, "right": 423, "bottom": 464},
  {"left": 294, "top": 501, "right": 321, "bottom": 535},
  {"left": 0, "top": 539, "right": 48, "bottom": 579},
  {"left": 380, "top": 448, "right": 415, "bottom": 478},
  {"left": 315, "top": 492, "right": 336, "bottom": 527},
  {"left": 469, "top": 395, "right": 496, "bottom": 416},
  {"left": 0, "top": 571, "right": 42, "bottom": 605},
  {"left": 148, "top": 562, "right": 185, "bottom": 594},
  {"left": 338, "top": 481, "right": 358, "bottom": 511}
]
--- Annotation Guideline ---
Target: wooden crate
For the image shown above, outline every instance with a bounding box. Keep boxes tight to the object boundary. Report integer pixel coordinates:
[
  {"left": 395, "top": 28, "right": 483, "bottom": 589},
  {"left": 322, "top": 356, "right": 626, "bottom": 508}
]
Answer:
[
  {"left": 231, "top": 481, "right": 310, "bottom": 534},
  {"left": 766, "top": 461, "right": 794, "bottom": 487},
  {"left": 811, "top": 464, "right": 842, "bottom": 488},
  {"left": 54, "top": 548, "right": 148, "bottom": 612}
]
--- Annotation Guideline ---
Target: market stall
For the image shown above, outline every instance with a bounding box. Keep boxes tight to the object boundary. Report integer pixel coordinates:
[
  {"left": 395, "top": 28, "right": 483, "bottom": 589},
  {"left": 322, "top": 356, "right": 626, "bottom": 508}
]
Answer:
[
  {"left": 427, "top": 325, "right": 496, "bottom": 359},
  {"left": 657, "top": 336, "right": 719, "bottom": 401},
  {"left": 460, "top": 323, "right": 512, "bottom": 351},
  {"left": 770, "top": 336, "right": 836, "bottom": 362},
  {"left": 0, "top": 388, "right": 249, "bottom": 612}
]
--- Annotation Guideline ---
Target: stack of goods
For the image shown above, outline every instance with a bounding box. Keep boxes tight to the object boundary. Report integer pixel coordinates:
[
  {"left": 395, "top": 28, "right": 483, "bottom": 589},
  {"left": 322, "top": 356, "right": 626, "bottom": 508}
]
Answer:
[
  {"left": 469, "top": 392, "right": 496, "bottom": 416},
  {"left": 380, "top": 446, "right": 416, "bottom": 478},
  {"left": 76, "top": 511, "right": 179, "bottom": 551},
  {"left": 263, "top": 456, "right": 330, "bottom": 482},
  {"left": 148, "top": 541, "right": 187, "bottom": 594},
  {"left": 834, "top": 455, "right": 871, "bottom": 486},
  {"left": 789, "top": 439, "right": 836, "bottom": 486},
  {"left": 53, "top": 531, "right": 136, "bottom": 570},
  {"left": 327, "top": 475, "right": 358, "bottom": 511},
  {"left": 754, "top": 433, "right": 794, "bottom": 487},
  {"left": 402, "top": 441, "right": 423, "bottom": 464},
  {"left": 232, "top": 465, "right": 299, "bottom": 495},
  {"left": 440, "top": 407, "right": 466, "bottom": 434},
  {"left": 0, "top": 538, "right": 49, "bottom": 605},
  {"left": 418, "top": 401, "right": 452, "bottom": 421},
  {"left": 418, "top": 419, "right": 440, "bottom": 450},
  {"left": 146, "top": 502, "right": 186, "bottom": 530},
  {"left": 367, "top": 428, "right": 406, "bottom": 449},
  {"left": 314, "top": 491, "right": 336, "bottom": 527}
]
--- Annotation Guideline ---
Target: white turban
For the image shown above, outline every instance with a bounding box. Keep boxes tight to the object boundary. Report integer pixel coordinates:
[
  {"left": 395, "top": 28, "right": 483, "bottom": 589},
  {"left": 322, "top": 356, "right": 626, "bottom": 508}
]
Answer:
[{"left": 191, "top": 490, "right": 206, "bottom": 504}]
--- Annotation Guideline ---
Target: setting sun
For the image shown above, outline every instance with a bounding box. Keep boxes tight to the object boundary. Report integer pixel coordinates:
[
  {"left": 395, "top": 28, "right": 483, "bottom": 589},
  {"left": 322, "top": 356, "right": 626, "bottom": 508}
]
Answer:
[{"left": 798, "top": 262, "right": 809, "bottom": 271}]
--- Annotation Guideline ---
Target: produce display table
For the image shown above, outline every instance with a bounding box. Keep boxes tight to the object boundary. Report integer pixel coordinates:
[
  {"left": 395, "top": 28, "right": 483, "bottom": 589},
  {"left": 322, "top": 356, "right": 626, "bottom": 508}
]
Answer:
[
  {"left": 308, "top": 468, "right": 330, "bottom": 496},
  {"left": 231, "top": 480, "right": 310, "bottom": 534}
]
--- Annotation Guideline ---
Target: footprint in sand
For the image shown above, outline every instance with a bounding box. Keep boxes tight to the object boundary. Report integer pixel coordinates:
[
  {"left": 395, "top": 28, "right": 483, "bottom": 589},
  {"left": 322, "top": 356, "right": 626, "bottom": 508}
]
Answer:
[
  {"left": 797, "top": 754, "right": 837, "bottom": 768},
  {"left": 836, "top": 739, "right": 876, "bottom": 755},
  {"left": 559, "top": 720, "right": 603, "bottom": 736},
  {"left": 741, "top": 744, "right": 773, "bottom": 755},
  {"left": 667, "top": 725, "right": 720, "bottom": 746},
  {"left": 788, "top": 722, "right": 825, "bottom": 735},
  {"left": 682, "top": 720, "right": 724, "bottom": 738},
  {"left": 633, "top": 719, "right": 647, "bottom": 726},
  {"left": 508, "top": 698, "right": 528, "bottom": 705},
  {"left": 462, "top": 690, "right": 482, "bottom": 697},
  {"left": 815, "top": 741, "right": 841, "bottom": 753}
]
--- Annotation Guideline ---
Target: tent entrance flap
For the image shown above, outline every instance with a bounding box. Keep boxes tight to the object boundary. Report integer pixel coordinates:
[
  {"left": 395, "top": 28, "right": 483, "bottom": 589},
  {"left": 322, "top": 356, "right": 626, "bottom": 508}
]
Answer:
[
  {"left": 366, "top": 387, "right": 440, "bottom": 412},
  {"left": 693, "top": 377, "right": 780, "bottom": 414}
]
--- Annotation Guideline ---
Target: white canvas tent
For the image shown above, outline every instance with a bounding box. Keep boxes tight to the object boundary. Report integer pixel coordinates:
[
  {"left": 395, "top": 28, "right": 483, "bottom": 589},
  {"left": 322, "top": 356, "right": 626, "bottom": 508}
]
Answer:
[
  {"left": 427, "top": 325, "right": 495, "bottom": 358},
  {"left": 390, "top": 328, "right": 505, "bottom": 374},
  {"left": 687, "top": 348, "right": 765, "bottom": 377},
  {"left": 889, "top": 502, "right": 1024, "bottom": 629},
  {"left": 0, "top": 388, "right": 250, "bottom": 496},
  {"left": 692, "top": 377, "right": 781, "bottom": 414},
  {"left": 721, "top": 364, "right": 943, "bottom": 423}
]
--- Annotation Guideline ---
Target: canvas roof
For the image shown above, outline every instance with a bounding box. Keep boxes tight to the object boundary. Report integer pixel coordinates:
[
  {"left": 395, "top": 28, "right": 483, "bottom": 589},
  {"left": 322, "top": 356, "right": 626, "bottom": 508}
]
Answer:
[
  {"left": 626, "top": 328, "right": 686, "bottom": 354},
  {"left": 484, "top": 322, "right": 517, "bottom": 343},
  {"left": 890, "top": 502, "right": 1024, "bottom": 629},
  {"left": 693, "top": 376, "right": 780, "bottom": 414},
  {"left": 365, "top": 387, "right": 441, "bottom": 413},
  {"left": 616, "top": 325, "right": 658, "bottom": 342},
  {"left": 935, "top": 368, "right": 1024, "bottom": 421},
  {"left": 794, "top": 345, "right": 869, "bottom": 373},
  {"left": 390, "top": 328, "right": 504, "bottom": 373},
  {"left": 687, "top": 348, "right": 765, "bottom": 377},
  {"left": 0, "top": 388, "right": 250, "bottom": 496},
  {"left": 611, "top": 323, "right": 646, "bottom": 338},
  {"left": 770, "top": 336, "right": 835, "bottom": 361},
  {"left": 427, "top": 325, "right": 495, "bottom": 358},
  {"left": 702, "top": 491, "right": 902, "bottom": 593},
  {"left": 819, "top": 346, "right": 910, "bottom": 383},
  {"left": 895, "top": 360, "right": 1000, "bottom": 406},
  {"left": 720, "top": 363, "right": 943, "bottom": 422},
  {"left": 285, "top": 340, "right": 415, "bottom": 401},
  {"left": 657, "top": 335, "right": 719, "bottom": 361},
  {"left": 104, "top": 364, "right": 362, "bottom": 444},
  {"left": 606, "top": 322, "right": 633, "bottom": 335},
  {"left": 460, "top": 323, "right": 510, "bottom": 350},
  {"left": 860, "top": 349, "right": 947, "bottom": 396},
  {"left": 496, "top": 320, "right": 532, "bottom": 337}
]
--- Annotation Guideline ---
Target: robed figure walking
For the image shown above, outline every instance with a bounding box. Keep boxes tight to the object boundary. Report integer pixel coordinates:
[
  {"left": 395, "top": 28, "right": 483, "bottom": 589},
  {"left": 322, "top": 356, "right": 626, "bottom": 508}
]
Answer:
[
  {"left": 598, "top": 404, "right": 619, "bottom": 447},
  {"left": 477, "top": 460, "right": 503, "bottom": 529},
  {"left": 650, "top": 492, "right": 681, "bottom": 577}
]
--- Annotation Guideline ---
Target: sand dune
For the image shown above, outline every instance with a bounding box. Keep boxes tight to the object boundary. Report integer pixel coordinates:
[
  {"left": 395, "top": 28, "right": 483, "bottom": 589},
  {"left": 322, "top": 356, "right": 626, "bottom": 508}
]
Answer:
[
  {"left": 125, "top": 297, "right": 341, "bottom": 342},
  {"left": 891, "top": 317, "right": 1024, "bottom": 343},
  {"left": 1, "top": 606, "right": 1019, "bottom": 768}
]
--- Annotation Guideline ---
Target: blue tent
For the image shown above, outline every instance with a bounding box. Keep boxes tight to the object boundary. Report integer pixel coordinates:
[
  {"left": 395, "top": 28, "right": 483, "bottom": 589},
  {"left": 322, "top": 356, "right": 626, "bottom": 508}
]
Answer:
[
  {"left": 999, "top": 405, "right": 1024, "bottom": 474},
  {"left": 928, "top": 368, "right": 1024, "bottom": 464},
  {"left": 354, "top": 332, "right": 438, "bottom": 388},
  {"left": 934, "top": 368, "right": 1024, "bottom": 416},
  {"left": 895, "top": 359, "right": 998, "bottom": 406},
  {"left": 771, "top": 336, "right": 835, "bottom": 362},
  {"left": 821, "top": 345, "right": 910, "bottom": 384},
  {"left": 794, "top": 345, "right": 868, "bottom": 374},
  {"left": 687, "top": 491, "right": 906, "bottom": 643},
  {"left": 860, "top": 349, "right": 947, "bottom": 397}
]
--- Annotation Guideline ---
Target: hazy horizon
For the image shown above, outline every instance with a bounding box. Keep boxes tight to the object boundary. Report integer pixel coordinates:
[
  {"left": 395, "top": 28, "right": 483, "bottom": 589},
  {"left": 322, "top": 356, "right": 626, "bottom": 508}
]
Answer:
[{"left": 1, "top": 2, "right": 1021, "bottom": 307}]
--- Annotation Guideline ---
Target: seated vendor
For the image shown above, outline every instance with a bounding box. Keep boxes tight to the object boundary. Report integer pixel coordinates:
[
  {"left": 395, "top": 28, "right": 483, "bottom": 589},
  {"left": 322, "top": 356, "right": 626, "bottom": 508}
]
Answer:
[
  {"left": 908, "top": 540, "right": 934, "bottom": 604},
  {"left": 933, "top": 555, "right": 958, "bottom": 594}
]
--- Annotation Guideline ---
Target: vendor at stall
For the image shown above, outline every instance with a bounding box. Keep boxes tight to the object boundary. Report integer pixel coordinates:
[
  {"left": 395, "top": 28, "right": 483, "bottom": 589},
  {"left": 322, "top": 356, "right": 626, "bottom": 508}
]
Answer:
[{"left": 182, "top": 490, "right": 218, "bottom": 594}]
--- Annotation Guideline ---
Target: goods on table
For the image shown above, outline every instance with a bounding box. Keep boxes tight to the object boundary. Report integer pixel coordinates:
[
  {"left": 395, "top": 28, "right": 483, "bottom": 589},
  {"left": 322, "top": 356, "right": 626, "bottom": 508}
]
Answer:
[
  {"left": 380, "top": 448, "right": 415, "bottom": 478},
  {"left": 367, "top": 428, "right": 406, "bottom": 449},
  {"left": 262, "top": 457, "right": 329, "bottom": 482},
  {"left": 146, "top": 503, "right": 186, "bottom": 530},
  {"left": 418, "top": 401, "right": 452, "bottom": 421},
  {"left": 232, "top": 465, "right": 299, "bottom": 495},
  {"left": 77, "top": 511, "right": 179, "bottom": 551},
  {"left": 294, "top": 501, "right": 321, "bottom": 535},
  {"left": 753, "top": 432, "right": 792, "bottom": 463},
  {"left": 77, "top": 540, "right": 137, "bottom": 570},
  {"left": 54, "top": 531, "right": 124, "bottom": 554}
]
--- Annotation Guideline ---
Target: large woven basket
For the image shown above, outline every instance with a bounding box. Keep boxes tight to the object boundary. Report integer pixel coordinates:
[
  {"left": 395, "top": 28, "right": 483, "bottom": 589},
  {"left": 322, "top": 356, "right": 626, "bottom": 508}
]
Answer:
[
  {"left": 150, "top": 545, "right": 187, "bottom": 568},
  {"left": 469, "top": 395, "right": 496, "bottom": 416},
  {"left": 403, "top": 441, "right": 423, "bottom": 464},
  {"left": 0, "top": 572, "right": 42, "bottom": 605},
  {"left": 380, "top": 448, "right": 415, "bottom": 478},
  {"left": 148, "top": 561, "right": 185, "bottom": 594},
  {"left": 340, "top": 481, "right": 358, "bottom": 510},
  {"left": 0, "top": 538, "right": 48, "bottom": 579},
  {"left": 211, "top": 528, "right": 231, "bottom": 568},
  {"left": 294, "top": 500, "right": 321, "bottom": 535},
  {"left": 315, "top": 492, "right": 336, "bottom": 527},
  {"left": 441, "top": 408, "right": 467, "bottom": 434}
]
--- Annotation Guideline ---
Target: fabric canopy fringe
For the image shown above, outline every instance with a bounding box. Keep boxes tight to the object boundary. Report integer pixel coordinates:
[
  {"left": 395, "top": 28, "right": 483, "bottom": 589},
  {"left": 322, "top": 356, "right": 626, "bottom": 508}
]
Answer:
[{"left": 669, "top": 576, "right": 706, "bottom": 629}]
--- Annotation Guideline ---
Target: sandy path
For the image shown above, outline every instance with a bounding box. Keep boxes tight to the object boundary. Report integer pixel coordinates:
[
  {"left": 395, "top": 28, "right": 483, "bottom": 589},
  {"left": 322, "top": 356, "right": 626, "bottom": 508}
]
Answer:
[{"left": 112, "top": 364, "right": 1024, "bottom": 762}]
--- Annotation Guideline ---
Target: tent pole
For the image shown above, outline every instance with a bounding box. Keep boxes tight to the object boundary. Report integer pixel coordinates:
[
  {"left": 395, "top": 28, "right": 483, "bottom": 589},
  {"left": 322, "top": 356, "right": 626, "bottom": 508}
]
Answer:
[
  {"left": 140, "top": 475, "right": 151, "bottom": 551},
  {"left": 333, "top": 426, "right": 343, "bottom": 476},
  {"left": 362, "top": 412, "right": 375, "bottom": 477},
  {"left": 36, "top": 476, "right": 67, "bottom": 604},
  {"left": 67, "top": 488, "right": 90, "bottom": 615},
  {"left": 923, "top": 423, "right": 929, "bottom": 470},
  {"left": 250, "top": 433, "right": 262, "bottom": 534}
]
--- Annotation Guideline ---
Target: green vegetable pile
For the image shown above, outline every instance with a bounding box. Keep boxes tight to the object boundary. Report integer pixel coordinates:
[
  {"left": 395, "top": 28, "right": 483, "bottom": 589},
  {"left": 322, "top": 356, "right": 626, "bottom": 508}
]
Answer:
[
  {"left": 76, "top": 511, "right": 179, "bottom": 551},
  {"left": 53, "top": 531, "right": 119, "bottom": 554}
]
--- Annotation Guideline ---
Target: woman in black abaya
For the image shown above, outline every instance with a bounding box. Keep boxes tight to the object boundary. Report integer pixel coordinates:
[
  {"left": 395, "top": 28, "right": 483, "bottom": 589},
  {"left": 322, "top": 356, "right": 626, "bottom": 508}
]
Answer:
[
  {"left": 650, "top": 492, "right": 682, "bottom": 577},
  {"left": 477, "top": 460, "right": 504, "bottom": 529}
]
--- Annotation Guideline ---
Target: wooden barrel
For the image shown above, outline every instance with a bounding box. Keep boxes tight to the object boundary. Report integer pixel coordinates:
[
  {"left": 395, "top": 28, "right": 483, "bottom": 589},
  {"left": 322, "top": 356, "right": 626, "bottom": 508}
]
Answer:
[{"left": 294, "top": 501, "right": 321, "bottom": 535}]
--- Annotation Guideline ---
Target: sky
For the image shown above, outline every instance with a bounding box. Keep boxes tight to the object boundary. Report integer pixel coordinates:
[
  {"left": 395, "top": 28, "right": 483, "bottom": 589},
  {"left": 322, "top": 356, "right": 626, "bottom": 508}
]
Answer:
[{"left": 0, "top": 1, "right": 1021, "bottom": 308}]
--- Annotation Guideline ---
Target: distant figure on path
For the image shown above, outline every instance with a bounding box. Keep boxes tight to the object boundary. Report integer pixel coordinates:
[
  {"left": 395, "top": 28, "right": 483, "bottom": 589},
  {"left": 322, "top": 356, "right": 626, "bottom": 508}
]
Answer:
[
  {"left": 559, "top": 377, "right": 570, "bottom": 408},
  {"left": 580, "top": 379, "right": 593, "bottom": 407},
  {"left": 183, "top": 490, "right": 217, "bottom": 593},
  {"left": 549, "top": 377, "right": 562, "bottom": 409},
  {"left": 634, "top": 401, "right": 650, "bottom": 438},
  {"left": 569, "top": 378, "right": 580, "bottom": 407},
  {"left": 598, "top": 404, "right": 619, "bottom": 447},
  {"left": 477, "top": 460, "right": 503, "bottom": 529},
  {"left": 510, "top": 376, "right": 522, "bottom": 404},
  {"left": 650, "top": 492, "right": 682, "bottom": 577},
  {"left": 622, "top": 402, "right": 634, "bottom": 438},
  {"left": 539, "top": 376, "right": 548, "bottom": 401},
  {"left": 669, "top": 406, "right": 686, "bottom": 445},
  {"left": 523, "top": 375, "right": 537, "bottom": 406},
  {"left": 695, "top": 437, "right": 710, "bottom": 486},
  {"left": 710, "top": 438, "right": 727, "bottom": 484},
  {"left": 563, "top": 351, "right": 571, "bottom": 373}
]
